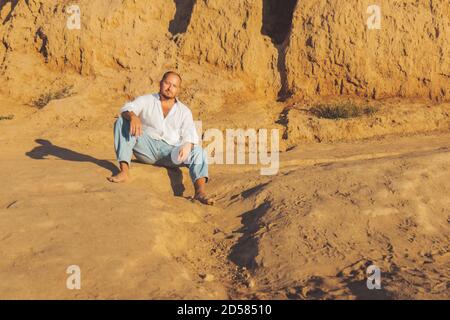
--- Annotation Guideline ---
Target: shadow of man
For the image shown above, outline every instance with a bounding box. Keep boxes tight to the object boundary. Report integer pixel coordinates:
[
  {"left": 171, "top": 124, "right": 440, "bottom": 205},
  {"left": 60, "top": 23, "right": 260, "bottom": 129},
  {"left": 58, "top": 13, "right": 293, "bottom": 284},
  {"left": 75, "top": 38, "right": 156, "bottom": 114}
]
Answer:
[
  {"left": 26, "top": 139, "right": 186, "bottom": 196},
  {"left": 26, "top": 139, "right": 118, "bottom": 175},
  {"left": 130, "top": 158, "right": 186, "bottom": 197},
  {"left": 165, "top": 167, "right": 185, "bottom": 197}
]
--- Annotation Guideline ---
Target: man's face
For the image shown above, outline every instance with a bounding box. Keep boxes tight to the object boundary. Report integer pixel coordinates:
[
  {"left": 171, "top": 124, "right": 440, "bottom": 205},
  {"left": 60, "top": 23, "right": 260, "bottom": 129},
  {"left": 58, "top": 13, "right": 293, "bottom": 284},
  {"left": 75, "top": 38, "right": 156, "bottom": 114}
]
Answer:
[{"left": 160, "top": 74, "right": 181, "bottom": 99}]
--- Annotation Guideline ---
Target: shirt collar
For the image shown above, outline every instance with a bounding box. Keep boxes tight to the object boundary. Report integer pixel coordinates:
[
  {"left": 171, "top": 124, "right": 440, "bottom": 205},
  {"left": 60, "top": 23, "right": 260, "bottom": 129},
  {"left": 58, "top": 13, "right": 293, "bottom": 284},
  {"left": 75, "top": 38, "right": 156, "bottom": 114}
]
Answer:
[
  {"left": 157, "top": 93, "right": 179, "bottom": 119},
  {"left": 157, "top": 93, "right": 180, "bottom": 103}
]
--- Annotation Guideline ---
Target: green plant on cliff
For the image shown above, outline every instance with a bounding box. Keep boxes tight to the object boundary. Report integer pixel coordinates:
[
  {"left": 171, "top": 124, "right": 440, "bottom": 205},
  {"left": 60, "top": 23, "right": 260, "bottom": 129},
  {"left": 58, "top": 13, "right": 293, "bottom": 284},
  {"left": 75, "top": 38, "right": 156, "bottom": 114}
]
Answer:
[
  {"left": 310, "top": 103, "right": 378, "bottom": 120},
  {"left": 31, "top": 85, "right": 74, "bottom": 109}
]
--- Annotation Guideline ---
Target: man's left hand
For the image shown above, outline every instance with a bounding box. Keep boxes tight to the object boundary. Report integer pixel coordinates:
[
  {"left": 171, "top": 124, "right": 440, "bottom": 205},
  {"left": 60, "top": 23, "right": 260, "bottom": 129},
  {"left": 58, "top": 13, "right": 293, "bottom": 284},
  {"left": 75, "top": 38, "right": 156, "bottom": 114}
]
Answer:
[{"left": 178, "top": 143, "right": 193, "bottom": 163}]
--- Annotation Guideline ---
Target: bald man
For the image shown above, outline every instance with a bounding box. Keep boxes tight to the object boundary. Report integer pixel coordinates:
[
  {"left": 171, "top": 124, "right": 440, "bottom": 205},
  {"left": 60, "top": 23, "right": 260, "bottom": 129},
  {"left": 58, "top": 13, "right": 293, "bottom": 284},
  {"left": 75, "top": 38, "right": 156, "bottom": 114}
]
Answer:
[{"left": 108, "top": 71, "right": 213, "bottom": 205}]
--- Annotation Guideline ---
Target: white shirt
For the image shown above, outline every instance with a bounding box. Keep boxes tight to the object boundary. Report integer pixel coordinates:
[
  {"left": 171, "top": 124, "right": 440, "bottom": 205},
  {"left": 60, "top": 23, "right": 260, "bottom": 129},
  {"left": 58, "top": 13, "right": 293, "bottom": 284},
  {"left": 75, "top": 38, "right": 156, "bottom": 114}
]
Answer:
[{"left": 120, "top": 93, "right": 199, "bottom": 146}]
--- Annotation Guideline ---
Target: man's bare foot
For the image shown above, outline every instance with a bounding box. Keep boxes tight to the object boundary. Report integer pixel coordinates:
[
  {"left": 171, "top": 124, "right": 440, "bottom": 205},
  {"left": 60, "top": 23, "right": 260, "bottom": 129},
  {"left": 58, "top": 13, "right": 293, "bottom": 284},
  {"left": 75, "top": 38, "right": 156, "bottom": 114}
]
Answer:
[
  {"left": 107, "top": 170, "right": 130, "bottom": 183},
  {"left": 108, "top": 162, "right": 130, "bottom": 183},
  {"left": 194, "top": 192, "right": 214, "bottom": 205},
  {"left": 193, "top": 177, "right": 213, "bottom": 205}
]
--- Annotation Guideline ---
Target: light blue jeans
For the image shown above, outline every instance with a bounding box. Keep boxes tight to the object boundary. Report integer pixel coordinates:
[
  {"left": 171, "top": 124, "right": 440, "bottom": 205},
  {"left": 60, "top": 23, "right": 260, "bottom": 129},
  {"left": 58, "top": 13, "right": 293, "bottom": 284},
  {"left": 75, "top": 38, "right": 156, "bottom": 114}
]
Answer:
[{"left": 113, "top": 116, "right": 208, "bottom": 184}]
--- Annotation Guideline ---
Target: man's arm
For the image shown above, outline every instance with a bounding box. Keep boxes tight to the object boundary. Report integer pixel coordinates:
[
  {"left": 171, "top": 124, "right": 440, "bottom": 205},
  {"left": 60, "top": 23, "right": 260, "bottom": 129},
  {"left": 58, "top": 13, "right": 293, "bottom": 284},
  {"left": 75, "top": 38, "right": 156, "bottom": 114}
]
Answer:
[
  {"left": 178, "top": 142, "right": 194, "bottom": 163},
  {"left": 120, "top": 95, "right": 147, "bottom": 137},
  {"left": 121, "top": 111, "right": 142, "bottom": 137},
  {"left": 179, "top": 110, "right": 199, "bottom": 146},
  {"left": 121, "top": 110, "right": 136, "bottom": 121},
  {"left": 177, "top": 110, "right": 198, "bottom": 163}
]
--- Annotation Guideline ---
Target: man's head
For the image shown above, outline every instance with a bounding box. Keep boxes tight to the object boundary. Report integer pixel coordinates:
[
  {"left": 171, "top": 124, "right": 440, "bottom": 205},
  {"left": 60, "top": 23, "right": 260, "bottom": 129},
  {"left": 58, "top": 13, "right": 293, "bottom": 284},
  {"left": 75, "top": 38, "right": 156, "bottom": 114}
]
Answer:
[{"left": 159, "top": 71, "right": 182, "bottom": 100}]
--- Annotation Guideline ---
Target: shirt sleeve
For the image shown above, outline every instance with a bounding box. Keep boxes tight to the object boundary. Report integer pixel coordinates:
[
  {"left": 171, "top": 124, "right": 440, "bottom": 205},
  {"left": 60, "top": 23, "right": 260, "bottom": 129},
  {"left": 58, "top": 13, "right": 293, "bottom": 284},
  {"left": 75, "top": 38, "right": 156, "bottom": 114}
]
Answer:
[
  {"left": 119, "top": 95, "right": 147, "bottom": 116},
  {"left": 180, "top": 109, "right": 199, "bottom": 145}
]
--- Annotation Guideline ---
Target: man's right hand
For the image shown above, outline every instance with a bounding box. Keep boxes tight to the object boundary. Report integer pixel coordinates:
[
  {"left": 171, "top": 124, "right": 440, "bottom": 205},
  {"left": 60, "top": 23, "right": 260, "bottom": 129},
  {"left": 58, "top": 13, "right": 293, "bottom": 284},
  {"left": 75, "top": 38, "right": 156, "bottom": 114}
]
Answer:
[
  {"left": 123, "top": 111, "right": 142, "bottom": 136},
  {"left": 129, "top": 112, "right": 142, "bottom": 136}
]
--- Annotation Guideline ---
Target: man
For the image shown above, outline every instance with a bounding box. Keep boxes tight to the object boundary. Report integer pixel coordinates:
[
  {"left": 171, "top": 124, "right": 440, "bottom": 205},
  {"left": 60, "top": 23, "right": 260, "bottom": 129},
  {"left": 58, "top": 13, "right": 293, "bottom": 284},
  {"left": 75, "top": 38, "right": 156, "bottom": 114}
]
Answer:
[{"left": 108, "top": 71, "right": 213, "bottom": 205}]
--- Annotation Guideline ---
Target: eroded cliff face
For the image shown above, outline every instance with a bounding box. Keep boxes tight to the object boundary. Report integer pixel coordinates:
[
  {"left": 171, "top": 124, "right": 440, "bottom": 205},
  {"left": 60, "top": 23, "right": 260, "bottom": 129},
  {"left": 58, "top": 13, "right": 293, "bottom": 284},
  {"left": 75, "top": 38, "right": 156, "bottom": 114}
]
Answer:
[
  {"left": 0, "top": 0, "right": 448, "bottom": 105},
  {"left": 178, "top": 0, "right": 281, "bottom": 97},
  {"left": 286, "top": 0, "right": 449, "bottom": 102},
  {"left": 0, "top": 0, "right": 180, "bottom": 100}
]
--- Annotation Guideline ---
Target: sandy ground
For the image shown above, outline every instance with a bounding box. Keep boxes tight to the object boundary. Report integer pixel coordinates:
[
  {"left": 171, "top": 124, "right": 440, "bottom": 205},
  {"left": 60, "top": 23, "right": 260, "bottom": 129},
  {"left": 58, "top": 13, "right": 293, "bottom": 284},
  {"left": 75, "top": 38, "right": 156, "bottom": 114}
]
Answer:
[
  {"left": 0, "top": 97, "right": 449, "bottom": 300},
  {"left": 1, "top": 0, "right": 449, "bottom": 301}
]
